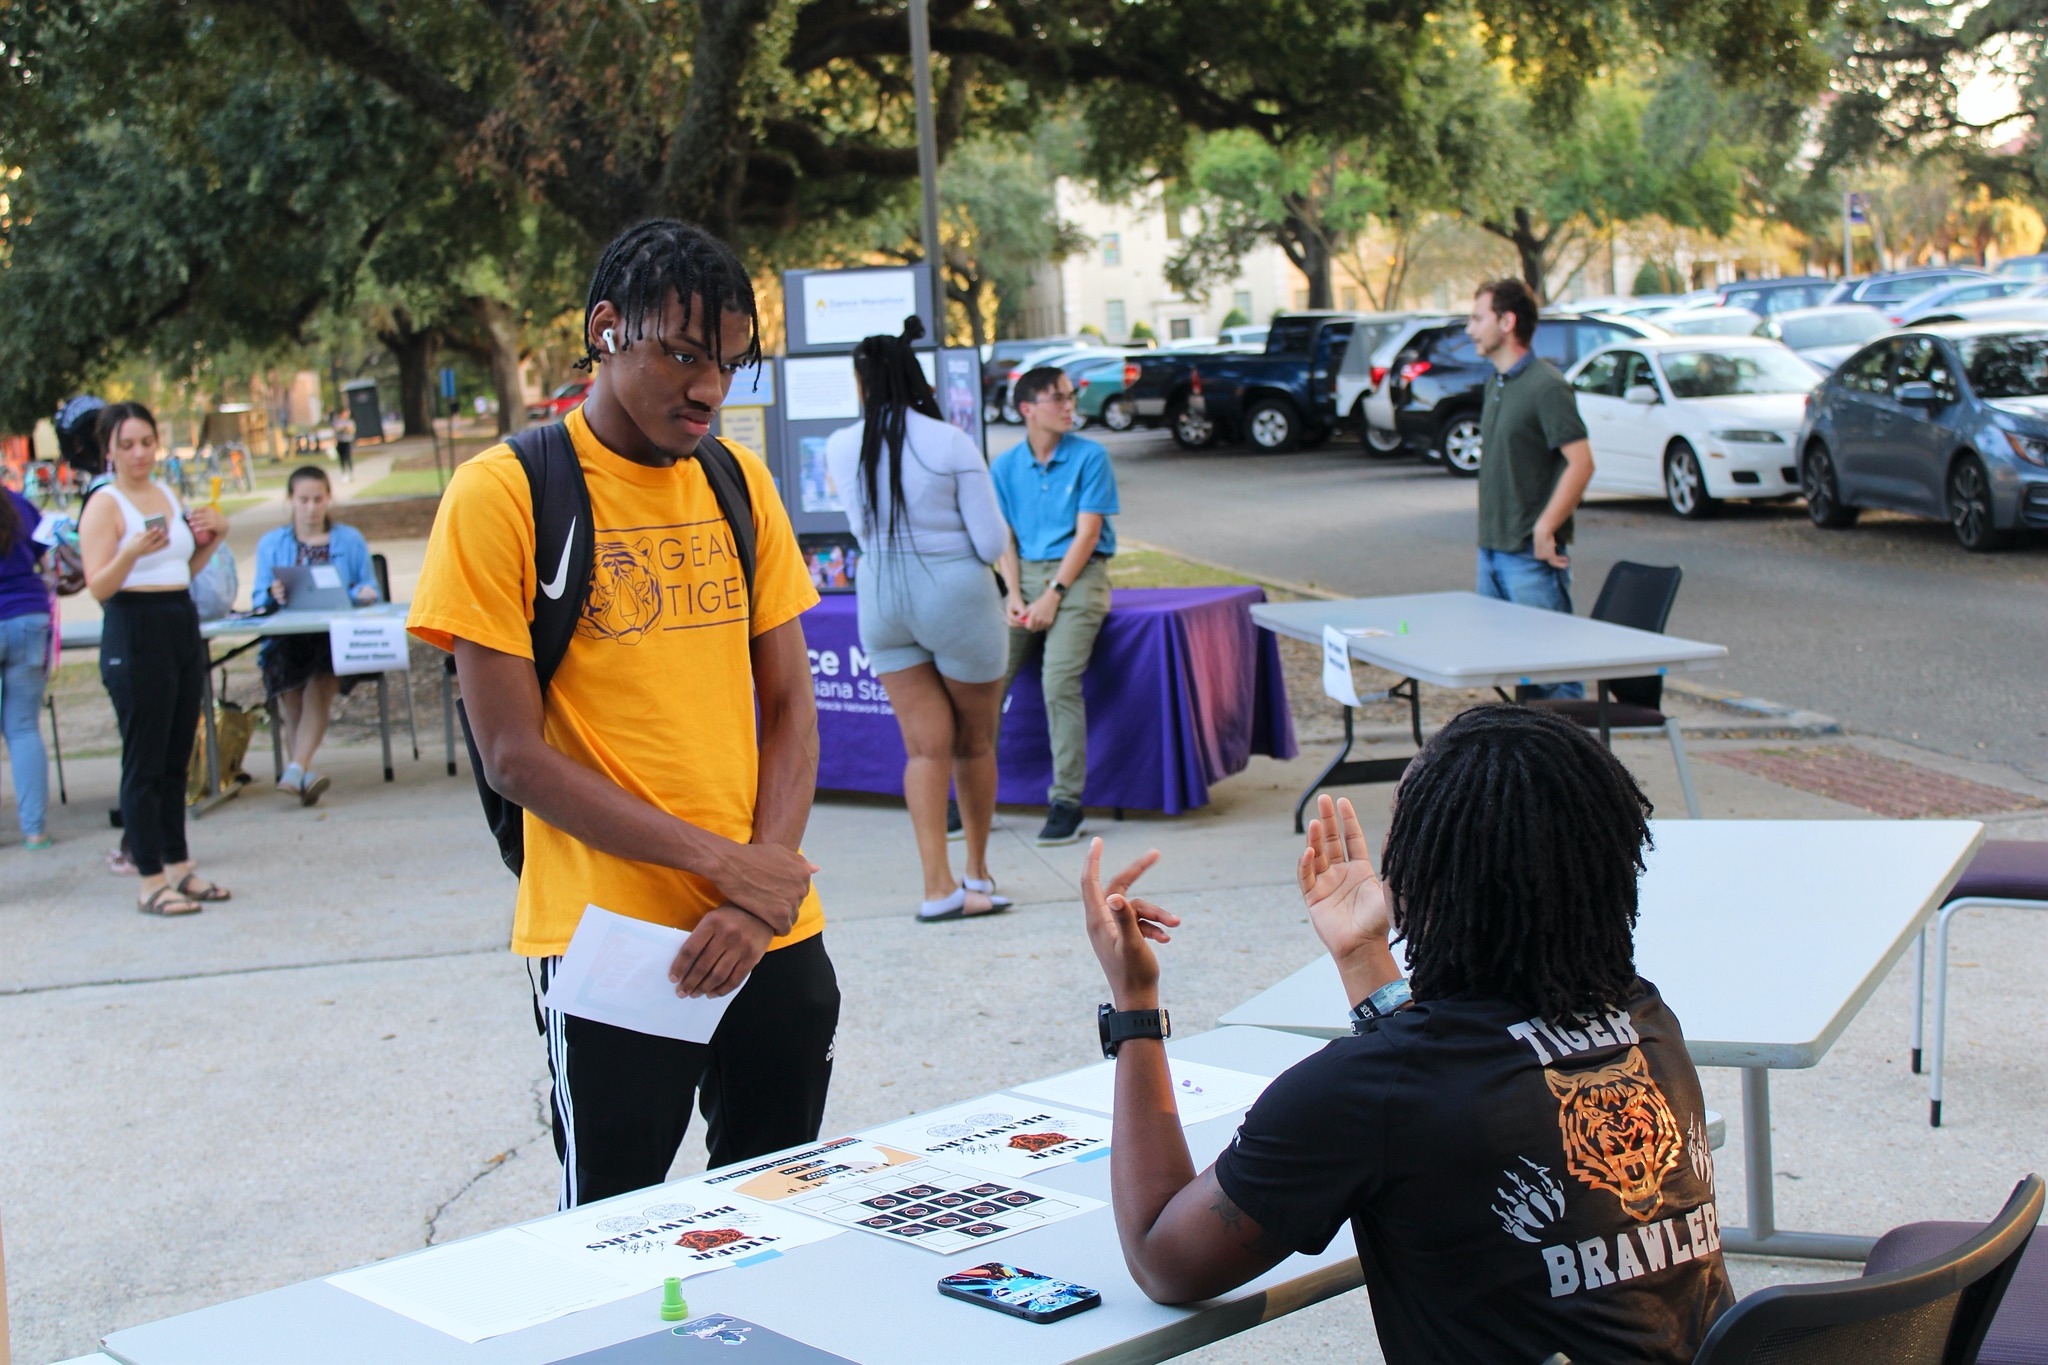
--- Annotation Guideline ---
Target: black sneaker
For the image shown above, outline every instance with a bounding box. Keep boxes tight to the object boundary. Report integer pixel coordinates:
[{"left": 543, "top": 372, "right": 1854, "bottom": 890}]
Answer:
[
  {"left": 946, "top": 798, "right": 964, "bottom": 843},
  {"left": 1036, "top": 801, "right": 1085, "bottom": 847}
]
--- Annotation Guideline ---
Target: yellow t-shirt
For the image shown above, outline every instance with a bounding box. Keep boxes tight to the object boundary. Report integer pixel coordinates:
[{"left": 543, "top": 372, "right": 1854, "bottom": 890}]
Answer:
[{"left": 407, "top": 408, "right": 824, "bottom": 957}]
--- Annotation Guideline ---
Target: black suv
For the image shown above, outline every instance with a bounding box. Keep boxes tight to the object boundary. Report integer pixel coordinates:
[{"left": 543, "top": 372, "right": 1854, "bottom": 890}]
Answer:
[{"left": 1389, "top": 315, "right": 1666, "bottom": 475}]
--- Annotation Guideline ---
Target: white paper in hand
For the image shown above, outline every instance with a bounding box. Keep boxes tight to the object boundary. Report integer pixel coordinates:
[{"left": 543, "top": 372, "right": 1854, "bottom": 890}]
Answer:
[{"left": 542, "top": 906, "right": 747, "bottom": 1043}]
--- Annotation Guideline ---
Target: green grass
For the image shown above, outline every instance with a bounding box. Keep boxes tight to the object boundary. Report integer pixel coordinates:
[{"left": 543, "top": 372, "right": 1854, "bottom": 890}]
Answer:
[
  {"left": 1106, "top": 545, "right": 1257, "bottom": 589},
  {"left": 359, "top": 467, "right": 450, "bottom": 499}
]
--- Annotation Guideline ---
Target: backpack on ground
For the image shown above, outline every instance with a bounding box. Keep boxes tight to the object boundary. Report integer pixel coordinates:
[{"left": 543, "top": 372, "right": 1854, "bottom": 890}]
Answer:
[{"left": 457, "top": 423, "right": 757, "bottom": 875}]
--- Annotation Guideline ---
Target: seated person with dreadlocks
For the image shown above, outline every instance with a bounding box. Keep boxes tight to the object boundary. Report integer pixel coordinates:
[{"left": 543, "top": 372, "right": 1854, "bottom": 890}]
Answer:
[{"left": 1080, "top": 705, "right": 1732, "bottom": 1364}]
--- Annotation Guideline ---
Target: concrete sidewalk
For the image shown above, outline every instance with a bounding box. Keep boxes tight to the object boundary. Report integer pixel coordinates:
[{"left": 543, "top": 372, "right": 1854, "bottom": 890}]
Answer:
[{"left": 5, "top": 726, "right": 2048, "bottom": 1363}]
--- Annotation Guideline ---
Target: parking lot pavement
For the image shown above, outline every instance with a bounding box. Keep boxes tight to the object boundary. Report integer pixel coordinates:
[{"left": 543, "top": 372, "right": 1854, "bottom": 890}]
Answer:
[
  {"left": 1077, "top": 426, "right": 2048, "bottom": 783},
  {"left": 9, "top": 723, "right": 2048, "bottom": 1363}
]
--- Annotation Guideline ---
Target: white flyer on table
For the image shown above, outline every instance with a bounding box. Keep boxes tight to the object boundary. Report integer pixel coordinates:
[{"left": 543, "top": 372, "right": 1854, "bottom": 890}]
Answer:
[
  {"left": 1015, "top": 1058, "right": 1274, "bottom": 1127},
  {"left": 860, "top": 1096, "right": 1114, "bottom": 1176},
  {"left": 517, "top": 1178, "right": 841, "bottom": 1288},
  {"left": 328, "top": 1228, "right": 636, "bottom": 1343},
  {"left": 1321, "top": 624, "right": 1361, "bottom": 705},
  {"left": 329, "top": 617, "right": 410, "bottom": 675},
  {"left": 541, "top": 906, "right": 746, "bottom": 1043},
  {"left": 775, "top": 1153, "right": 1104, "bottom": 1256}
]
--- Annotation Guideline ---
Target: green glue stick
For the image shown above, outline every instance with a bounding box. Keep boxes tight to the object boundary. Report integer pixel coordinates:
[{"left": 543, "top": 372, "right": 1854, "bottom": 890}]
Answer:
[
  {"left": 660, "top": 1276, "right": 688, "bottom": 1322},
  {"left": 1398, "top": 619, "right": 1409, "bottom": 634}
]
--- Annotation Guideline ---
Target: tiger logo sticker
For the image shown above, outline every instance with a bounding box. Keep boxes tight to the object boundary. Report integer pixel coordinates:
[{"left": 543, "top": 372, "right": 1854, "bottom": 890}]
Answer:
[{"left": 1545, "top": 1047, "right": 1683, "bottom": 1221}]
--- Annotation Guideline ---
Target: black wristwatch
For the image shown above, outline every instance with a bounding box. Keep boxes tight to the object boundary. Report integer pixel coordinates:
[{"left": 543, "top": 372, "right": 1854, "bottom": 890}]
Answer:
[
  {"left": 1099, "top": 1004, "right": 1170, "bottom": 1057},
  {"left": 1051, "top": 580, "right": 1070, "bottom": 597}
]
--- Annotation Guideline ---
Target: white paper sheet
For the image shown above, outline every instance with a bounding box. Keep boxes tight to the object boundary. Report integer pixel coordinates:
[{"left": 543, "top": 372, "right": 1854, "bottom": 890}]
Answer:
[
  {"left": 1014, "top": 1058, "right": 1275, "bottom": 1126},
  {"left": 860, "top": 1096, "right": 1113, "bottom": 1176},
  {"left": 1321, "top": 624, "right": 1361, "bottom": 706},
  {"left": 518, "top": 1179, "right": 841, "bottom": 1288},
  {"left": 782, "top": 355, "right": 861, "bottom": 421},
  {"left": 541, "top": 906, "right": 746, "bottom": 1043},
  {"left": 773, "top": 1154, "right": 1104, "bottom": 1255},
  {"left": 328, "top": 1229, "right": 636, "bottom": 1343},
  {"left": 800, "top": 269, "right": 919, "bottom": 346},
  {"left": 329, "top": 618, "right": 410, "bottom": 675}
]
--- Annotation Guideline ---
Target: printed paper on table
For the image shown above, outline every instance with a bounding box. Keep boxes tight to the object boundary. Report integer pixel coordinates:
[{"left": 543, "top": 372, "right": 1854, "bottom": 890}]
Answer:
[
  {"left": 1015, "top": 1057, "right": 1274, "bottom": 1126},
  {"left": 330, "top": 617, "right": 410, "bottom": 675},
  {"left": 771, "top": 1153, "right": 1102, "bottom": 1255},
  {"left": 519, "top": 1178, "right": 841, "bottom": 1288},
  {"left": 698, "top": 1136, "right": 924, "bottom": 1204},
  {"left": 861, "top": 1096, "right": 1112, "bottom": 1176}
]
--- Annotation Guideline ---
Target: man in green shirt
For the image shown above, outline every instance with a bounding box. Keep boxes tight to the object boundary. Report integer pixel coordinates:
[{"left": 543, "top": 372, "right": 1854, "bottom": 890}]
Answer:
[{"left": 1469, "top": 278, "right": 1595, "bottom": 700}]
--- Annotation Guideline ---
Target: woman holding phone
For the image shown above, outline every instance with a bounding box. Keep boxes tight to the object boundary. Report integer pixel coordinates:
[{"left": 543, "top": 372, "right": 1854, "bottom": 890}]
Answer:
[
  {"left": 78, "top": 401, "right": 233, "bottom": 915},
  {"left": 251, "top": 466, "right": 380, "bottom": 804}
]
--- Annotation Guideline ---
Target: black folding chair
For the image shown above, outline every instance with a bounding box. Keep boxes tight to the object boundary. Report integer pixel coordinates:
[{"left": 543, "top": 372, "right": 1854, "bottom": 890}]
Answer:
[
  {"left": 1692, "top": 1174, "right": 2043, "bottom": 1364},
  {"left": 1527, "top": 561, "right": 1702, "bottom": 817}
]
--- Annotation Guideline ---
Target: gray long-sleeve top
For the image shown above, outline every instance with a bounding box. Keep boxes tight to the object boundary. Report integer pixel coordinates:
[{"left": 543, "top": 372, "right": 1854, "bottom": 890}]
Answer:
[{"left": 823, "top": 410, "right": 1009, "bottom": 564}]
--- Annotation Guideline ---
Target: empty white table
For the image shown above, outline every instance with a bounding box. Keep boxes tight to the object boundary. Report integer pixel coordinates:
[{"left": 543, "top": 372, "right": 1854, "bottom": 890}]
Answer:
[
  {"left": 1250, "top": 592, "right": 1727, "bottom": 830},
  {"left": 1219, "top": 820, "right": 1985, "bottom": 1261},
  {"left": 95, "top": 1027, "right": 1363, "bottom": 1365}
]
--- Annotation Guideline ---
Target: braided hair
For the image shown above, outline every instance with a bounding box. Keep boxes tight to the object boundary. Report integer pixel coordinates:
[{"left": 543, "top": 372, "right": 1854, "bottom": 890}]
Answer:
[
  {"left": 1383, "top": 704, "right": 1652, "bottom": 1021},
  {"left": 577, "top": 220, "right": 762, "bottom": 373},
  {"left": 851, "top": 316, "right": 943, "bottom": 551}
]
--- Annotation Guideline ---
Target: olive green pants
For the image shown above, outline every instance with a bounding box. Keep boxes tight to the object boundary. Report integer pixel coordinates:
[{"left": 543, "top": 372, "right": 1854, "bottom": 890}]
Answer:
[{"left": 1005, "top": 557, "right": 1111, "bottom": 806}]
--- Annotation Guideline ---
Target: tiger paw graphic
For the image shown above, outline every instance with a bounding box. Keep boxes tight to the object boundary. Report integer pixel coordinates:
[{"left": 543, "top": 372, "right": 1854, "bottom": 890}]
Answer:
[
  {"left": 578, "top": 536, "right": 663, "bottom": 643},
  {"left": 1492, "top": 1157, "right": 1567, "bottom": 1244},
  {"left": 1546, "top": 1046, "right": 1683, "bottom": 1222}
]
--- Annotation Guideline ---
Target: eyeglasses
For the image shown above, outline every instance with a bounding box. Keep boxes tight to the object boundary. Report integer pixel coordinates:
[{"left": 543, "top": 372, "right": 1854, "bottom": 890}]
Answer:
[{"left": 1027, "top": 392, "right": 1078, "bottom": 407}]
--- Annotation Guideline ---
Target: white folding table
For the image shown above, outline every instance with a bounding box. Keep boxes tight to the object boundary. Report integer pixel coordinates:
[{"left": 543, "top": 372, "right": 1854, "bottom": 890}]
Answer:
[
  {"left": 59, "top": 603, "right": 452, "bottom": 809},
  {"left": 1218, "top": 820, "right": 1984, "bottom": 1261},
  {"left": 1250, "top": 592, "right": 1727, "bottom": 831},
  {"left": 93, "top": 1027, "right": 1363, "bottom": 1365}
]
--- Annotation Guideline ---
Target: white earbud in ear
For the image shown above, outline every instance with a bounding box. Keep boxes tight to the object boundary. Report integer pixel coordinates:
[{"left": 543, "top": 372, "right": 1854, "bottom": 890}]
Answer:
[{"left": 602, "top": 328, "right": 618, "bottom": 355}]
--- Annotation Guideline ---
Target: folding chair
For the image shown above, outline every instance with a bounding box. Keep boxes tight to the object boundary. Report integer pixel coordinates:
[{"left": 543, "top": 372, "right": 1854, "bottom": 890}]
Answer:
[
  {"left": 1863, "top": 1203, "right": 2048, "bottom": 1365},
  {"left": 1526, "top": 561, "right": 1703, "bottom": 818},
  {"left": 1692, "top": 1174, "right": 2042, "bottom": 1364},
  {"left": 1908, "top": 840, "right": 2048, "bottom": 1126}
]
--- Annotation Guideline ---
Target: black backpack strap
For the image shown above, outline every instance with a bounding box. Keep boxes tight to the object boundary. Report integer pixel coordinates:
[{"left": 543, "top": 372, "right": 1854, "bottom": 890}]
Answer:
[
  {"left": 693, "top": 435, "right": 757, "bottom": 616},
  {"left": 506, "top": 422, "right": 592, "bottom": 690}
]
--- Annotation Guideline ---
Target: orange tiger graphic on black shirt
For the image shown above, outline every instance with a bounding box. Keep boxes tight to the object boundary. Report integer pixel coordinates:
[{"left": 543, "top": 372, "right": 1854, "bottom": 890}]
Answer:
[{"left": 1545, "top": 1047, "right": 1683, "bottom": 1221}]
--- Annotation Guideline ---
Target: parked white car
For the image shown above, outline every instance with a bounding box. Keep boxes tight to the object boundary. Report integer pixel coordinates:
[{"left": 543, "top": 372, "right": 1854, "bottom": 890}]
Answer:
[{"left": 1567, "top": 337, "right": 1820, "bottom": 519}]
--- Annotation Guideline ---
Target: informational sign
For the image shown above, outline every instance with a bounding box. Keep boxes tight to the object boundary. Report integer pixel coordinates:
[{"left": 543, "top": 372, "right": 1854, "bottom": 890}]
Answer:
[
  {"left": 800, "top": 268, "right": 920, "bottom": 347},
  {"left": 1322, "top": 624, "right": 1361, "bottom": 706},
  {"left": 439, "top": 367, "right": 457, "bottom": 400},
  {"left": 330, "top": 617, "right": 411, "bottom": 675},
  {"left": 719, "top": 406, "right": 768, "bottom": 456},
  {"left": 729, "top": 362, "right": 776, "bottom": 408},
  {"left": 782, "top": 356, "right": 861, "bottom": 422}
]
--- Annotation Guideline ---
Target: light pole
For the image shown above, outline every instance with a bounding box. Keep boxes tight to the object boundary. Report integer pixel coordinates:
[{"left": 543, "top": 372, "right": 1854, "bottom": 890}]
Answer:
[{"left": 908, "top": 0, "right": 946, "bottom": 339}]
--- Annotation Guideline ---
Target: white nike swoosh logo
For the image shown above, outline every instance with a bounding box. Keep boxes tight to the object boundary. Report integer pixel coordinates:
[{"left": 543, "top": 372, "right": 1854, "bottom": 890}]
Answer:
[{"left": 539, "top": 517, "right": 576, "bottom": 600}]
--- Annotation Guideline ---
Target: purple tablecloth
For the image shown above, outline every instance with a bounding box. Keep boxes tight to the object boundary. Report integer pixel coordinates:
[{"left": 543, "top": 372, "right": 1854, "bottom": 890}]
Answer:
[{"left": 805, "top": 585, "right": 1295, "bottom": 814}]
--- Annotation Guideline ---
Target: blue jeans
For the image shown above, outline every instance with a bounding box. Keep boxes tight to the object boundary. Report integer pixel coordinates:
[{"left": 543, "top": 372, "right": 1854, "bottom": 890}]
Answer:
[
  {"left": 0, "top": 611, "right": 51, "bottom": 838},
  {"left": 1476, "top": 544, "right": 1584, "bottom": 701}
]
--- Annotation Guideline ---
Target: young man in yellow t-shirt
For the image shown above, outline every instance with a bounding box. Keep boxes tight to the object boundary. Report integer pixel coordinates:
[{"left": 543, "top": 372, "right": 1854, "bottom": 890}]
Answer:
[{"left": 408, "top": 221, "right": 833, "bottom": 1208}]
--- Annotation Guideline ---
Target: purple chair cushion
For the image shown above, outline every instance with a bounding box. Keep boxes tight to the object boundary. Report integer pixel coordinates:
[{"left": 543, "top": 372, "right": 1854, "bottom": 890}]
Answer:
[
  {"left": 1948, "top": 842, "right": 2048, "bottom": 905},
  {"left": 1527, "top": 699, "right": 1670, "bottom": 729},
  {"left": 1863, "top": 1220, "right": 2048, "bottom": 1364}
]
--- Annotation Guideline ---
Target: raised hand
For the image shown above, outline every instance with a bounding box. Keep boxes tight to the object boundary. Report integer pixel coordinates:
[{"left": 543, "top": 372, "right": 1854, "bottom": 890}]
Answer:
[
  {"left": 1297, "top": 794, "right": 1392, "bottom": 968},
  {"left": 1080, "top": 838, "right": 1176, "bottom": 1009}
]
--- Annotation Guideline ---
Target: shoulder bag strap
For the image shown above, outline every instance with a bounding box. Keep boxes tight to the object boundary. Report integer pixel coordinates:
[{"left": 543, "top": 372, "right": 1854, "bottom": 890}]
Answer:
[{"left": 693, "top": 435, "right": 757, "bottom": 616}]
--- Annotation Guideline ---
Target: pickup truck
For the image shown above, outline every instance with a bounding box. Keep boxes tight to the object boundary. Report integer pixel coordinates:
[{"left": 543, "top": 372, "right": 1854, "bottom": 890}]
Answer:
[{"left": 1121, "top": 312, "right": 1359, "bottom": 451}]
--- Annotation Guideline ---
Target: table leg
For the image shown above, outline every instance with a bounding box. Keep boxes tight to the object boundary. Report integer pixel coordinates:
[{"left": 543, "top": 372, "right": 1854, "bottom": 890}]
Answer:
[
  {"left": 1717, "top": 1067, "right": 1874, "bottom": 1260},
  {"left": 1910, "top": 930, "right": 1926, "bottom": 1074},
  {"left": 441, "top": 659, "right": 457, "bottom": 776},
  {"left": 376, "top": 674, "right": 393, "bottom": 782},
  {"left": 1597, "top": 684, "right": 1612, "bottom": 747},
  {"left": 1404, "top": 676, "right": 1422, "bottom": 747},
  {"left": 1291, "top": 702, "right": 1414, "bottom": 833}
]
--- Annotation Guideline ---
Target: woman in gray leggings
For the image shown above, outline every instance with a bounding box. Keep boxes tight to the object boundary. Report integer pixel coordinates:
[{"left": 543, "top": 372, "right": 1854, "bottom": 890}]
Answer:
[{"left": 825, "top": 318, "right": 1011, "bottom": 921}]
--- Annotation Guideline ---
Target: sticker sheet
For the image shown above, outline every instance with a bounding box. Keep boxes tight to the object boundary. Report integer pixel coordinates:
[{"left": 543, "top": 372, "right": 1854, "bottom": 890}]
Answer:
[
  {"left": 860, "top": 1097, "right": 1113, "bottom": 1177},
  {"left": 518, "top": 1180, "right": 842, "bottom": 1288},
  {"left": 778, "top": 1156, "right": 1103, "bottom": 1255},
  {"left": 698, "top": 1137, "right": 925, "bottom": 1204}
]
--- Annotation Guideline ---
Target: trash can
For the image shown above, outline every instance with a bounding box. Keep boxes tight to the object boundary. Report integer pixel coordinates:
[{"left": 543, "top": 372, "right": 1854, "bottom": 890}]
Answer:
[{"left": 342, "top": 379, "right": 383, "bottom": 445}]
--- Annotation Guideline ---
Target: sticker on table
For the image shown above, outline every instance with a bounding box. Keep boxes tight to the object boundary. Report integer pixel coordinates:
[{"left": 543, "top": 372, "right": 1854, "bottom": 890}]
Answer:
[
  {"left": 860, "top": 1097, "right": 1113, "bottom": 1176},
  {"left": 699, "top": 1136, "right": 924, "bottom": 1204},
  {"left": 779, "top": 1155, "right": 1102, "bottom": 1256},
  {"left": 517, "top": 1179, "right": 841, "bottom": 1289},
  {"left": 1014, "top": 1058, "right": 1275, "bottom": 1126}
]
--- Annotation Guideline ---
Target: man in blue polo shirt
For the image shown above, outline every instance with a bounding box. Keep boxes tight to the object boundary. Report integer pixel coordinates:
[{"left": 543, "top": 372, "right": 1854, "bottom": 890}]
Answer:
[{"left": 991, "top": 365, "right": 1119, "bottom": 846}]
